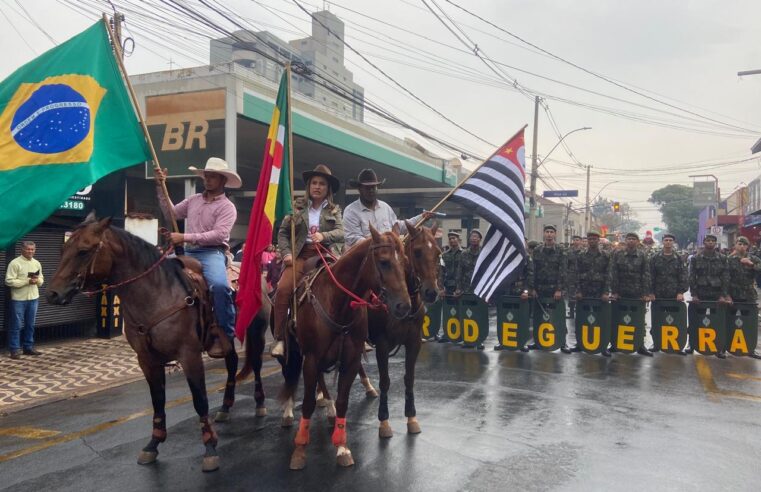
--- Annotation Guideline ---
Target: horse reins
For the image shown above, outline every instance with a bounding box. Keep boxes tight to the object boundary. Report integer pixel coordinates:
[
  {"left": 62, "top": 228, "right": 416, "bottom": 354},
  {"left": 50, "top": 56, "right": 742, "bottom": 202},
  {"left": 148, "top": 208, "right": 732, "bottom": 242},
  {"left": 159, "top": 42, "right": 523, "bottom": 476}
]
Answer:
[
  {"left": 313, "top": 242, "right": 387, "bottom": 312},
  {"left": 80, "top": 243, "right": 175, "bottom": 297}
]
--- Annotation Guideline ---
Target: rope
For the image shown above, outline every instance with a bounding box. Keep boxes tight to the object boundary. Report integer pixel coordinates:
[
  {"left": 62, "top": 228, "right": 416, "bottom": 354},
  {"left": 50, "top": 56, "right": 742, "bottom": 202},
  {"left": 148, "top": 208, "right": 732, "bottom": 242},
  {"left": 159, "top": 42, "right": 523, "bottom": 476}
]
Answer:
[{"left": 313, "top": 242, "right": 387, "bottom": 311}]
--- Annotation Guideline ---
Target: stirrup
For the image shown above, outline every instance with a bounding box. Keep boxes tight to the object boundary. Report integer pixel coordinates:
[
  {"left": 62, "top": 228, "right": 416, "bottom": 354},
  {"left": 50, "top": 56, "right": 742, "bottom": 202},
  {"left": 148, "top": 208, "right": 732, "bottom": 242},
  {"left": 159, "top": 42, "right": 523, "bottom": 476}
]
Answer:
[{"left": 271, "top": 340, "right": 285, "bottom": 357}]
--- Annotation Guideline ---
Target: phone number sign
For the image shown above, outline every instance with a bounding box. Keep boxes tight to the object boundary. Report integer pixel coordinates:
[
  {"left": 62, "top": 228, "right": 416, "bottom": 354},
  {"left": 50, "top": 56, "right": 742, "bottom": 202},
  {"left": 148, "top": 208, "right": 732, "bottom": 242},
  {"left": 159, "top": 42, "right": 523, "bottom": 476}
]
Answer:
[{"left": 57, "top": 185, "right": 93, "bottom": 216}]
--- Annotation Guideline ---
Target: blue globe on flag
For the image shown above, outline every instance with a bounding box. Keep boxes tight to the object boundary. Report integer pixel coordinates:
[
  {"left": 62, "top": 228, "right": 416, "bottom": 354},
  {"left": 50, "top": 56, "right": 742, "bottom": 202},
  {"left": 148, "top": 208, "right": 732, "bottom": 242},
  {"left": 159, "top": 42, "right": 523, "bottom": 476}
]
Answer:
[{"left": 10, "top": 84, "right": 91, "bottom": 154}]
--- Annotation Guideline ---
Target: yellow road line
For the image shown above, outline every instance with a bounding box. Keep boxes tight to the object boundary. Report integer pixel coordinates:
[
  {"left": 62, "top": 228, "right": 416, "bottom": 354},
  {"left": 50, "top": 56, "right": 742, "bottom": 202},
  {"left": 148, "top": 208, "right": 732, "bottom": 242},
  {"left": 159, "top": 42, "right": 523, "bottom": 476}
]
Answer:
[
  {"left": 0, "top": 427, "right": 61, "bottom": 440},
  {"left": 0, "top": 365, "right": 281, "bottom": 463},
  {"left": 725, "top": 372, "right": 761, "bottom": 382},
  {"left": 695, "top": 357, "right": 761, "bottom": 403}
]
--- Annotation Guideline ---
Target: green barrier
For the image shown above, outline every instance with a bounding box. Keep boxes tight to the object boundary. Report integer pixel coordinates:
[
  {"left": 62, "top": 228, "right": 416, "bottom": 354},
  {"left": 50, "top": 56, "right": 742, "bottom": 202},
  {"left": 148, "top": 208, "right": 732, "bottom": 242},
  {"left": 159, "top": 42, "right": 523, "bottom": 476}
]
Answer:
[
  {"left": 421, "top": 298, "right": 443, "bottom": 340},
  {"left": 494, "top": 295, "right": 530, "bottom": 351},
  {"left": 651, "top": 300, "right": 688, "bottom": 354},
  {"left": 532, "top": 298, "right": 566, "bottom": 351},
  {"left": 611, "top": 300, "right": 646, "bottom": 353},
  {"left": 688, "top": 301, "right": 727, "bottom": 355},
  {"left": 725, "top": 303, "right": 758, "bottom": 357},
  {"left": 574, "top": 299, "right": 612, "bottom": 354},
  {"left": 443, "top": 296, "right": 462, "bottom": 343},
  {"left": 459, "top": 294, "right": 489, "bottom": 349}
]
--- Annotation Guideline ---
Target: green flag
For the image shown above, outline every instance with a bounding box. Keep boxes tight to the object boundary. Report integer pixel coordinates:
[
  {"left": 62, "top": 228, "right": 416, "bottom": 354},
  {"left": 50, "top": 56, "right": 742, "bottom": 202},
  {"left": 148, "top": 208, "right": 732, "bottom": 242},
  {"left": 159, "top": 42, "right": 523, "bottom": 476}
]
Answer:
[{"left": 0, "top": 20, "right": 151, "bottom": 247}]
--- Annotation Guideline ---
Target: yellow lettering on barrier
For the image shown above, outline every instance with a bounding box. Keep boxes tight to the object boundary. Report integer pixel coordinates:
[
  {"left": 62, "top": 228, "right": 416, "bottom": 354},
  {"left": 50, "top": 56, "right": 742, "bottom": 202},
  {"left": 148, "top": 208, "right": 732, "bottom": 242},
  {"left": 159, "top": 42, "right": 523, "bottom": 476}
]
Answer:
[
  {"left": 661, "top": 325, "right": 679, "bottom": 351},
  {"left": 617, "top": 325, "right": 635, "bottom": 351},
  {"left": 729, "top": 329, "right": 748, "bottom": 354},
  {"left": 501, "top": 322, "right": 518, "bottom": 348},
  {"left": 447, "top": 318, "right": 461, "bottom": 341},
  {"left": 463, "top": 319, "right": 478, "bottom": 343},
  {"left": 538, "top": 323, "right": 555, "bottom": 348},
  {"left": 698, "top": 327, "right": 717, "bottom": 352},
  {"left": 422, "top": 316, "right": 431, "bottom": 337},
  {"left": 581, "top": 324, "right": 600, "bottom": 350}
]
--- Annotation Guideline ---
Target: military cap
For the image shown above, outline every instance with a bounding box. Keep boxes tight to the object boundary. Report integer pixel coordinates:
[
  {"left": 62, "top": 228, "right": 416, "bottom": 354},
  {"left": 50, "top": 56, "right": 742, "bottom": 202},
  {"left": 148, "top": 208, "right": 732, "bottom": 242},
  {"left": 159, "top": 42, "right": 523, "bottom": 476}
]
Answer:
[
  {"left": 543, "top": 225, "right": 557, "bottom": 232},
  {"left": 736, "top": 236, "right": 750, "bottom": 245},
  {"left": 469, "top": 229, "right": 483, "bottom": 239},
  {"left": 625, "top": 232, "right": 639, "bottom": 240},
  {"left": 527, "top": 240, "right": 540, "bottom": 249},
  {"left": 572, "top": 235, "right": 582, "bottom": 240},
  {"left": 704, "top": 234, "right": 717, "bottom": 241},
  {"left": 586, "top": 230, "right": 601, "bottom": 237},
  {"left": 447, "top": 230, "right": 461, "bottom": 238},
  {"left": 662, "top": 233, "right": 676, "bottom": 240}
]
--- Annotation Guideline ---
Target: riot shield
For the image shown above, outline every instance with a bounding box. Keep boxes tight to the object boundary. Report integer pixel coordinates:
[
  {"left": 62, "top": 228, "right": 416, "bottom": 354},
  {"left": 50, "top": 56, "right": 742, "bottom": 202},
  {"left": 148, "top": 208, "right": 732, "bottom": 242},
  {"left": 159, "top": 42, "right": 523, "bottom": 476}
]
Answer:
[
  {"left": 459, "top": 294, "right": 489, "bottom": 349},
  {"left": 532, "top": 298, "right": 567, "bottom": 351},
  {"left": 494, "top": 295, "right": 531, "bottom": 351},
  {"left": 726, "top": 302, "right": 758, "bottom": 357},
  {"left": 611, "top": 299, "right": 646, "bottom": 353},
  {"left": 651, "top": 300, "right": 688, "bottom": 354},
  {"left": 574, "top": 299, "right": 612, "bottom": 354},
  {"left": 688, "top": 301, "right": 727, "bottom": 355},
  {"left": 443, "top": 296, "right": 462, "bottom": 343},
  {"left": 421, "top": 298, "right": 443, "bottom": 341}
]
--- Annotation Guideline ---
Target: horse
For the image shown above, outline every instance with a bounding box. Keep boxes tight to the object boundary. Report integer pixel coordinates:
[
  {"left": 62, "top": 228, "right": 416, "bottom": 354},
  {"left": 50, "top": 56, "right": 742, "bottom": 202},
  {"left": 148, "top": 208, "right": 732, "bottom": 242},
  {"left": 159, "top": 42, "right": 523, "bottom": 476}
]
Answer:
[
  {"left": 46, "top": 214, "right": 241, "bottom": 472},
  {"left": 281, "top": 225, "right": 411, "bottom": 470}
]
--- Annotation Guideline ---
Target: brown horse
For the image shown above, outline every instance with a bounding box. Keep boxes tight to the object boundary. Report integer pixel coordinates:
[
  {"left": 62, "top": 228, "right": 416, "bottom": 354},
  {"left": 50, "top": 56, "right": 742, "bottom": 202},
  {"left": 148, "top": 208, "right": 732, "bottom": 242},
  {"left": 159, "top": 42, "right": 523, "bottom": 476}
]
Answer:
[
  {"left": 46, "top": 215, "right": 241, "bottom": 472},
  {"left": 282, "top": 226, "right": 411, "bottom": 470},
  {"left": 371, "top": 221, "right": 441, "bottom": 437}
]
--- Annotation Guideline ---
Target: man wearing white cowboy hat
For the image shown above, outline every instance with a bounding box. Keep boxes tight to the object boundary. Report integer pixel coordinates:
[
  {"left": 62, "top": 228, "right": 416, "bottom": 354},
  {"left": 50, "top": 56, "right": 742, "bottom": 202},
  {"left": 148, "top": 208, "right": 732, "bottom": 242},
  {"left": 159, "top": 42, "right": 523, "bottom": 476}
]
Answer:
[
  {"left": 155, "top": 157, "right": 242, "bottom": 347},
  {"left": 343, "top": 168, "right": 434, "bottom": 249}
]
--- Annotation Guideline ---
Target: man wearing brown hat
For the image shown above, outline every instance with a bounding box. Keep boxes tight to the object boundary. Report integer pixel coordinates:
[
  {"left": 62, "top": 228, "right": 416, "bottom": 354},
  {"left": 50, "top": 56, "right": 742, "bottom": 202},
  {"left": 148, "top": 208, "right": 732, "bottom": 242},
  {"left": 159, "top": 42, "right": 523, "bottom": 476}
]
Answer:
[{"left": 343, "top": 168, "right": 433, "bottom": 249}]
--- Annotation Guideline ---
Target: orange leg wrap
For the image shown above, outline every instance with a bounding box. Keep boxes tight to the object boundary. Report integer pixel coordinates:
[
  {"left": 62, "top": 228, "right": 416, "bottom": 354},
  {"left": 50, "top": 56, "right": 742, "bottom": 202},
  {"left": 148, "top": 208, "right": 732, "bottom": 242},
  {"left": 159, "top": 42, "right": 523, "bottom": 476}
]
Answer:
[
  {"left": 332, "top": 417, "right": 347, "bottom": 447},
  {"left": 294, "top": 417, "right": 311, "bottom": 446}
]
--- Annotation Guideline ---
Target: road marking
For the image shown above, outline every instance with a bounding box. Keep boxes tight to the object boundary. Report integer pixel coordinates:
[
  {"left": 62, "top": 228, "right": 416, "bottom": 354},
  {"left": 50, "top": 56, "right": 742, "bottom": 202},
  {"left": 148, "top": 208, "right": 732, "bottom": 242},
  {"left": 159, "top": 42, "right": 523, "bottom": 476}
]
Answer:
[
  {"left": 695, "top": 357, "right": 761, "bottom": 403},
  {"left": 0, "top": 365, "right": 281, "bottom": 463},
  {"left": 0, "top": 427, "right": 61, "bottom": 439},
  {"left": 725, "top": 372, "right": 761, "bottom": 382}
]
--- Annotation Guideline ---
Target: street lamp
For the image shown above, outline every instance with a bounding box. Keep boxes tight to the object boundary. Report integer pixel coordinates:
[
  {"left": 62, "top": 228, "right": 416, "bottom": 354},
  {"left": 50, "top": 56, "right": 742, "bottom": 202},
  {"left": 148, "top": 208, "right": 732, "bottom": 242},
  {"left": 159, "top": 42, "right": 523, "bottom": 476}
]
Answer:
[
  {"left": 528, "top": 126, "right": 591, "bottom": 240},
  {"left": 585, "top": 180, "right": 620, "bottom": 233}
]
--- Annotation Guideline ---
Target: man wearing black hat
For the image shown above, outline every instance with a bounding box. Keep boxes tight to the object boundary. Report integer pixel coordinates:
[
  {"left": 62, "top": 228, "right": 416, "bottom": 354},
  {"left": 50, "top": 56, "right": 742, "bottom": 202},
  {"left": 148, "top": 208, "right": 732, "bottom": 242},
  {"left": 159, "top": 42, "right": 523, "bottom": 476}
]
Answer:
[
  {"left": 611, "top": 232, "right": 654, "bottom": 356},
  {"left": 343, "top": 168, "right": 433, "bottom": 249},
  {"left": 458, "top": 229, "right": 483, "bottom": 294},
  {"left": 687, "top": 234, "right": 730, "bottom": 357},
  {"left": 528, "top": 225, "right": 570, "bottom": 352}
]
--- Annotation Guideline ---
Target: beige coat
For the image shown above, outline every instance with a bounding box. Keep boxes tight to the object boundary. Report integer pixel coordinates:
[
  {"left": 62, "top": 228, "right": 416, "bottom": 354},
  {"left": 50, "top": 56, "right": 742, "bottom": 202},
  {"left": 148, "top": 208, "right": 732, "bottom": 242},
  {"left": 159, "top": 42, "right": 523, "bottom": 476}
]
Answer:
[{"left": 278, "top": 203, "right": 344, "bottom": 258}]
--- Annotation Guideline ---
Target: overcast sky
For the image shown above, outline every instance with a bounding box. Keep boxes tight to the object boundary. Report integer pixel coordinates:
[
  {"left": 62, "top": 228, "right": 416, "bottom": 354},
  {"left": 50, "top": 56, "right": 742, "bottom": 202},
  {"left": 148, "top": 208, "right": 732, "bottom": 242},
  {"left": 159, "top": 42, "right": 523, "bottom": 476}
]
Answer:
[{"left": 2, "top": 0, "right": 761, "bottom": 231}]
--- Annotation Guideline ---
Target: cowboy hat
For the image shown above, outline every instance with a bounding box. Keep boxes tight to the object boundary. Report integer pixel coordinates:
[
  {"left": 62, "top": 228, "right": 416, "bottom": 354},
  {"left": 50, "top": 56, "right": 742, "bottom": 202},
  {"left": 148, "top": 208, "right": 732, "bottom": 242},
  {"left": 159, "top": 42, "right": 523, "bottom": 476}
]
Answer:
[
  {"left": 349, "top": 168, "right": 386, "bottom": 188},
  {"left": 302, "top": 164, "right": 340, "bottom": 193},
  {"left": 188, "top": 157, "right": 242, "bottom": 189}
]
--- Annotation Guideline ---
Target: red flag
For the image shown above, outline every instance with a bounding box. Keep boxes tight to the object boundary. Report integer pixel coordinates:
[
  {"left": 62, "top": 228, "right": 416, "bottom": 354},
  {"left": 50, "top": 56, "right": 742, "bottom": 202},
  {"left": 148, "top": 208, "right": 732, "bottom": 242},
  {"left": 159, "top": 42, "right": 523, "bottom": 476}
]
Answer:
[{"left": 234, "top": 71, "right": 292, "bottom": 341}]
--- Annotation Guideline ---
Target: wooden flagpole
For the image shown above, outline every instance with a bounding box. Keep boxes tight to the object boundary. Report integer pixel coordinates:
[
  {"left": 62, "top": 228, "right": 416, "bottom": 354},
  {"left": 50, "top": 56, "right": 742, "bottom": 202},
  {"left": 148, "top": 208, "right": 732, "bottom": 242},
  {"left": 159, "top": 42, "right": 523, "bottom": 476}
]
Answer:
[
  {"left": 286, "top": 63, "right": 298, "bottom": 328},
  {"left": 102, "top": 14, "right": 180, "bottom": 234}
]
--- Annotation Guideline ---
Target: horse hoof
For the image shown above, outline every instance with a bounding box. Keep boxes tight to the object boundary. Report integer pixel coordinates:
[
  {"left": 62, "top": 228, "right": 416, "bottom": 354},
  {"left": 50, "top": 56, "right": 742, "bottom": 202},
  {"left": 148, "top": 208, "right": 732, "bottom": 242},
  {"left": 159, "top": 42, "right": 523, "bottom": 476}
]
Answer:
[
  {"left": 336, "top": 448, "right": 354, "bottom": 467},
  {"left": 316, "top": 396, "right": 328, "bottom": 408},
  {"left": 255, "top": 407, "right": 268, "bottom": 417},
  {"left": 281, "top": 416, "right": 294, "bottom": 428},
  {"left": 214, "top": 411, "right": 230, "bottom": 422},
  {"left": 290, "top": 445, "right": 307, "bottom": 470},
  {"left": 137, "top": 450, "right": 158, "bottom": 465},
  {"left": 407, "top": 421, "right": 422, "bottom": 434},
  {"left": 366, "top": 388, "right": 379, "bottom": 398},
  {"left": 379, "top": 421, "right": 393, "bottom": 439},
  {"left": 202, "top": 455, "right": 220, "bottom": 473}
]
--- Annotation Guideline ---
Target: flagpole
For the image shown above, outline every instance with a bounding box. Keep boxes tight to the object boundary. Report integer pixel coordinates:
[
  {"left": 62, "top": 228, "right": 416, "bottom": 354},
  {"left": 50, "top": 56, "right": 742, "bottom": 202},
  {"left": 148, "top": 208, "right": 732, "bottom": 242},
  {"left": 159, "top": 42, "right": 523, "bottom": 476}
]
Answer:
[
  {"left": 102, "top": 15, "right": 180, "bottom": 234},
  {"left": 286, "top": 63, "right": 298, "bottom": 329}
]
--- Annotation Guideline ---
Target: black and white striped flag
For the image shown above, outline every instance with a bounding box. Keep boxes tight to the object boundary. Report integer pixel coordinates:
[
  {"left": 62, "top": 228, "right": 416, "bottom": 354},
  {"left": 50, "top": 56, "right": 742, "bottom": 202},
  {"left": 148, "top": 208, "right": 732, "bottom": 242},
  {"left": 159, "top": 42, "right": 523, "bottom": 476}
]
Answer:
[{"left": 450, "top": 128, "right": 527, "bottom": 301}]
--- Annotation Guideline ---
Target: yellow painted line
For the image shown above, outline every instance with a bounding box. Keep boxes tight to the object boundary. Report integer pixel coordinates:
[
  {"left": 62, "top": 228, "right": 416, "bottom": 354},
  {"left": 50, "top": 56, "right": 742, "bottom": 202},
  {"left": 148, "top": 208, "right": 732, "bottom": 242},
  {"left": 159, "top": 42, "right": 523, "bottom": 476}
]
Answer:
[
  {"left": 725, "top": 372, "right": 761, "bottom": 382},
  {"left": 695, "top": 358, "right": 761, "bottom": 403},
  {"left": 0, "top": 427, "right": 61, "bottom": 440},
  {"left": 0, "top": 365, "right": 280, "bottom": 463}
]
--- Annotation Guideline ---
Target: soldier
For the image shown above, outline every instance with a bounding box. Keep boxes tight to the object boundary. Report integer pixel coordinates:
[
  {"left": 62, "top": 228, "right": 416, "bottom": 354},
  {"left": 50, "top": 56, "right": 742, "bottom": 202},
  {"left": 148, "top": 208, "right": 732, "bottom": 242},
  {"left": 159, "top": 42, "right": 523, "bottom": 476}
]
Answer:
[
  {"left": 495, "top": 250, "right": 531, "bottom": 352},
  {"left": 528, "top": 225, "right": 570, "bottom": 353},
  {"left": 439, "top": 231, "right": 462, "bottom": 343},
  {"left": 457, "top": 229, "right": 482, "bottom": 294},
  {"left": 570, "top": 230, "right": 612, "bottom": 355},
  {"left": 727, "top": 236, "right": 761, "bottom": 359},
  {"left": 687, "top": 234, "right": 730, "bottom": 357},
  {"left": 611, "top": 232, "right": 654, "bottom": 356},
  {"left": 567, "top": 234, "right": 583, "bottom": 319},
  {"left": 650, "top": 233, "right": 688, "bottom": 353}
]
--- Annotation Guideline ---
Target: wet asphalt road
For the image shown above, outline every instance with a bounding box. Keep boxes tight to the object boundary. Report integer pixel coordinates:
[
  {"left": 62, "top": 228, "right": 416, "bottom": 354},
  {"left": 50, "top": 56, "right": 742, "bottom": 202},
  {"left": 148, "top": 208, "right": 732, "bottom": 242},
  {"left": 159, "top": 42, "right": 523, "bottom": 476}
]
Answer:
[{"left": 2, "top": 317, "right": 761, "bottom": 491}]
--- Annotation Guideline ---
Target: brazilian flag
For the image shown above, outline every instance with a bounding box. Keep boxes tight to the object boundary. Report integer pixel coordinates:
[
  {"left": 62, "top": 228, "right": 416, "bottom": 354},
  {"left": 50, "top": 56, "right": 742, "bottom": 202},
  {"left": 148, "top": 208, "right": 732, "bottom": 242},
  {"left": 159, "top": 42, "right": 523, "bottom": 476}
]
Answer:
[{"left": 0, "top": 20, "right": 151, "bottom": 247}]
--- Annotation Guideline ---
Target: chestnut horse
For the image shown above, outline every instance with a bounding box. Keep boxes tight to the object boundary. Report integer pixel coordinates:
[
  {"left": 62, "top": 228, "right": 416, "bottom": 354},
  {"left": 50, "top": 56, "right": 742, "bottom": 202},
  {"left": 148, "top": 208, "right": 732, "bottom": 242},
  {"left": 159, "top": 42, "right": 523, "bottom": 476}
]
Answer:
[
  {"left": 282, "top": 226, "right": 411, "bottom": 470},
  {"left": 46, "top": 215, "right": 241, "bottom": 472}
]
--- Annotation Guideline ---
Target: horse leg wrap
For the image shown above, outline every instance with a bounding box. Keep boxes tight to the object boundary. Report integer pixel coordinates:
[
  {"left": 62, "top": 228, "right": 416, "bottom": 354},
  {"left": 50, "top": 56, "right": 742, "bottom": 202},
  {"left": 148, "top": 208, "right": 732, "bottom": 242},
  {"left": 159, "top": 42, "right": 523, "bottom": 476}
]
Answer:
[
  {"left": 151, "top": 414, "right": 167, "bottom": 442},
  {"left": 332, "top": 418, "right": 347, "bottom": 447},
  {"left": 404, "top": 391, "right": 416, "bottom": 418},
  {"left": 294, "top": 417, "right": 311, "bottom": 446},
  {"left": 200, "top": 417, "right": 218, "bottom": 447}
]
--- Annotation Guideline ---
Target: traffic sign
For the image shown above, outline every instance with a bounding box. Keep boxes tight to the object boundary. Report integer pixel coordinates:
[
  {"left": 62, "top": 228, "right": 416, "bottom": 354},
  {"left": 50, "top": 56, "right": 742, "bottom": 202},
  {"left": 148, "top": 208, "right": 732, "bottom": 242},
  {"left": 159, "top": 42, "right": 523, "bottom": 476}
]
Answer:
[{"left": 543, "top": 190, "right": 579, "bottom": 198}]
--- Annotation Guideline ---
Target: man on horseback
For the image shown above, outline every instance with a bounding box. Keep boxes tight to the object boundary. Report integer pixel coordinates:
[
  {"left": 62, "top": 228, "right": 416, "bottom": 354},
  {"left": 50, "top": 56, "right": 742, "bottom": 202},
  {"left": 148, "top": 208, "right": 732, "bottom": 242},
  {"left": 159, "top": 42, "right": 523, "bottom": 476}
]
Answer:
[
  {"left": 155, "top": 157, "right": 242, "bottom": 354},
  {"left": 271, "top": 164, "right": 345, "bottom": 357}
]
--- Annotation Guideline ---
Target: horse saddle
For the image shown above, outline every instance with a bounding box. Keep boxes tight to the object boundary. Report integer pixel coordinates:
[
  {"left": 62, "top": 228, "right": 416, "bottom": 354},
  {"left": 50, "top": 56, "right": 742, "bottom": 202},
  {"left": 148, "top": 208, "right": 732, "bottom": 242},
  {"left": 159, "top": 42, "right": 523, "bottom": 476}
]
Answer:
[{"left": 173, "top": 256, "right": 232, "bottom": 358}]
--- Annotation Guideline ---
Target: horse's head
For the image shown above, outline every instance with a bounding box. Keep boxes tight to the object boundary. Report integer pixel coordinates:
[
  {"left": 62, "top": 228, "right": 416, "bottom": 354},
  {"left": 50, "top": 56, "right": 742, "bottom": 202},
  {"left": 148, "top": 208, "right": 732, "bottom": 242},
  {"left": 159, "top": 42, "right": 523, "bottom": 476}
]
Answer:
[
  {"left": 47, "top": 213, "right": 116, "bottom": 305},
  {"left": 368, "top": 225, "right": 411, "bottom": 319},
  {"left": 403, "top": 220, "right": 442, "bottom": 304}
]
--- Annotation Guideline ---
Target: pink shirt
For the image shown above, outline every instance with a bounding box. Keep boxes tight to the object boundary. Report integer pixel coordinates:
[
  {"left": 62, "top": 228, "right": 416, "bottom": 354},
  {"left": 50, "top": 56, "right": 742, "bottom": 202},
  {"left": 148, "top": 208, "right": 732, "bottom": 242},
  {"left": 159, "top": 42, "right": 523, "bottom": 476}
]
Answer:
[{"left": 160, "top": 191, "right": 237, "bottom": 248}]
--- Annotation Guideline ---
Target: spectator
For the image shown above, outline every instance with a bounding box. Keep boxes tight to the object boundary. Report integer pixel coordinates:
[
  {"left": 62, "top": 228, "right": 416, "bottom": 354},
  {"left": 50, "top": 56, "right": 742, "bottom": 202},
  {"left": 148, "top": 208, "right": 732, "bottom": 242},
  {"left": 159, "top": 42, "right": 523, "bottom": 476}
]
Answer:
[{"left": 5, "top": 241, "right": 44, "bottom": 359}]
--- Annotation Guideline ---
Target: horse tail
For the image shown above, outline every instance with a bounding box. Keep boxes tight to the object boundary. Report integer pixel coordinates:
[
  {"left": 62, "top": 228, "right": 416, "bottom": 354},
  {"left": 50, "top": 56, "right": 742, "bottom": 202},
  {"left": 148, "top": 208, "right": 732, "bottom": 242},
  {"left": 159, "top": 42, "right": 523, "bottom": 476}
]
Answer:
[{"left": 235, "top": 303, "right": 270, "bottom": 382}]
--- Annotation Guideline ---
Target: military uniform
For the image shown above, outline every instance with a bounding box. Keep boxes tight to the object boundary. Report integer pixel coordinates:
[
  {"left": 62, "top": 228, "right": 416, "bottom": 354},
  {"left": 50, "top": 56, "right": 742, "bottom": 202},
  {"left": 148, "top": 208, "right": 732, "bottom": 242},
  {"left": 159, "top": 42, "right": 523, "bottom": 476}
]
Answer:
[
  {"left": 498, "top": 258, "right": 531, "bottom": 296},
  {"left": 650, "top": 252, "right": 688, "bottom": 299},
  {"left": 441, "top": 247, "right": 462, "bottom": 295},
  {"left": 689, "top": 251, "right": 729, "bottom": 301},
  {"left": 458, "top": 246, "right": 481, "bottom": 294},
  {"left": 611, "top": 248, "right": 651, "bottom": 299},
  {"left": 727, "top": 253, "right": 761, "bottom": 302},
  {"left": 575, "top": 248, "right": 611, "bottom": 298},
  {"left": 528, "top": 244, "right": 567, "bottom": 297}
]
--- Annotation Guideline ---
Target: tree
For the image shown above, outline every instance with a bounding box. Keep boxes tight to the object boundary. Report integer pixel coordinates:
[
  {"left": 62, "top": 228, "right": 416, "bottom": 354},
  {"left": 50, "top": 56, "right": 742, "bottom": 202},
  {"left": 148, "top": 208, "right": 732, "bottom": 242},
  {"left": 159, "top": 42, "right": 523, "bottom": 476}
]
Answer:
[
  {"left": 591, "top": 197, "right": 642, "bottom": 233},
  {"left": 649, "top": 184, "right": 698, "bottom": 247}
]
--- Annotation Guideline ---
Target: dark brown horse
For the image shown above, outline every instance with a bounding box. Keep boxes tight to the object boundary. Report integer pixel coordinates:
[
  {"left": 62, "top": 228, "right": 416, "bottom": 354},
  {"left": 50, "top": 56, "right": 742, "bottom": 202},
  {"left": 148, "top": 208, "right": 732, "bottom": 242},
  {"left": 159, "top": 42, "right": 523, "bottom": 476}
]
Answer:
[
  {"left": 46, "top": 215, "right": 241, "bottom": 472},
  {"left": 371, "top": 221, "right": 441, "bottom": 437},
  {"left": 282, "top": 226, "right": 411, "bottom": 470}
]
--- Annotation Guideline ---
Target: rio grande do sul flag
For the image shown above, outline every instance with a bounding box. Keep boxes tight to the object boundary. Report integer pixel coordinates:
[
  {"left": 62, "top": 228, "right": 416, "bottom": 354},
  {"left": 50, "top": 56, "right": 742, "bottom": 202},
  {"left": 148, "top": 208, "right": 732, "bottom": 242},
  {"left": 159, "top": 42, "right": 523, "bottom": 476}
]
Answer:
[
  {"left": 0, "top": 20, "right": 150, "bottom": 247},
  {"left": 235, "top": 69, "right": 293, "bottom": 341}
]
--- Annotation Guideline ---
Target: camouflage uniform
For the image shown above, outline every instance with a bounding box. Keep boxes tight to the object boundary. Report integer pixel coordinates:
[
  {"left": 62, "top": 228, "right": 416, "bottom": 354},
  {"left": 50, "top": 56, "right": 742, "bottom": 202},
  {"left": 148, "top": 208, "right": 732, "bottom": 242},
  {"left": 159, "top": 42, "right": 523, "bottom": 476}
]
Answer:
[
  {"left": 689, "top": 251, "right": 729, "bottom": 301},
  {"left": 528, "top": 244, "right": 567, "bottom": 297},
  {"left": 457, "top": 246, "right": 481, "bottom": 294},
  {"left": 441, "top": 248, "right": 462, "bottom": 295},
  {"left": 498, "top": 258, "right": 531, "bottom": 296},
  {"left": 575, "top": 248, "right": 611, "bottom": 298},
  {"left": 611, "top": 248, "right": 652, "bottom": 298},
  {"left": 650, "top": 252, "right": 688, "bottom": 299},
  {"left": 727, "top": 253, "right": 761, "bottom": 302}
]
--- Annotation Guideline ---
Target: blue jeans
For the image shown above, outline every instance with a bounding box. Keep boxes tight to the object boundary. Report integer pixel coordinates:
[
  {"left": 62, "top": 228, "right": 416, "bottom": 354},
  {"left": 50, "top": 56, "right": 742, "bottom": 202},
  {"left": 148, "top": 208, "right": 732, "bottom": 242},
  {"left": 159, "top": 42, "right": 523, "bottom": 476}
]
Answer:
[
  {"left": 8, "top": 299, "right": 39, "bottom": 352},
  {"left": 186, "top": 248, "right": 235, "bottom": 339}
]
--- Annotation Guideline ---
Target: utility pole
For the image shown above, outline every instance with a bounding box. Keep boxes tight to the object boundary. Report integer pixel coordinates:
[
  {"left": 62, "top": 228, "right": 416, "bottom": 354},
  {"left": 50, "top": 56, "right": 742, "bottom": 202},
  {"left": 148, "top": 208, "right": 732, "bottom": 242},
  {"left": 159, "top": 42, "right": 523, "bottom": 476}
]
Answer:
[
  {"left": 111, "top": 12, "right": 125, "bottom": 61},
  {"left": 528, "top": 96, "right": 540, "bottom": 241},
  {"left": 584, "top": 164, "right": 591, "bottom": 234}
]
